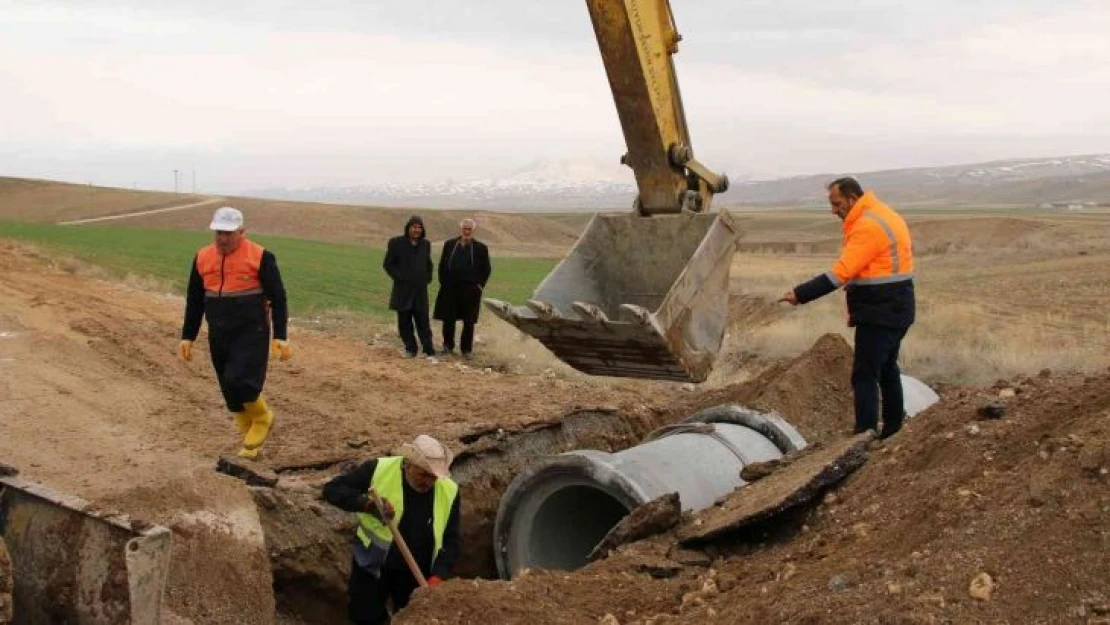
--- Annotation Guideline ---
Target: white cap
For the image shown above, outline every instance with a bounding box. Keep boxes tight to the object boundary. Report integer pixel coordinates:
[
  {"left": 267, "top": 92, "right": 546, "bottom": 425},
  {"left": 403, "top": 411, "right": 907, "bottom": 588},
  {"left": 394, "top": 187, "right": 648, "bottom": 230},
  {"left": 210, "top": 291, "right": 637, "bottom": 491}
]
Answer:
[{"left": 209, "top": 207, "right": 244, "bottom": 231}]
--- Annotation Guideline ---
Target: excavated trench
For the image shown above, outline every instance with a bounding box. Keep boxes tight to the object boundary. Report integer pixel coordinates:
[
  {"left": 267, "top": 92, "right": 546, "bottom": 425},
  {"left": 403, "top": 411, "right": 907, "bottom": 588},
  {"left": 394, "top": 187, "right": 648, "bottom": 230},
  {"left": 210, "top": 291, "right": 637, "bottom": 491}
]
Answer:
[{"left": 248, "top": 408, "right": 666, "bottom": 624}]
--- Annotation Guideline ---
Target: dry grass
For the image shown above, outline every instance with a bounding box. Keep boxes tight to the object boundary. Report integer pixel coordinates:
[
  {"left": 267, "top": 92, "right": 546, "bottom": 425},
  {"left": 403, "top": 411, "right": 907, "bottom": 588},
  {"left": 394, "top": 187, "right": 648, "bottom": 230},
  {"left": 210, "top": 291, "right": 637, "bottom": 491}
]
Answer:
[{"left": 728, "top": 239, "right": 1110, "bottom": 386}]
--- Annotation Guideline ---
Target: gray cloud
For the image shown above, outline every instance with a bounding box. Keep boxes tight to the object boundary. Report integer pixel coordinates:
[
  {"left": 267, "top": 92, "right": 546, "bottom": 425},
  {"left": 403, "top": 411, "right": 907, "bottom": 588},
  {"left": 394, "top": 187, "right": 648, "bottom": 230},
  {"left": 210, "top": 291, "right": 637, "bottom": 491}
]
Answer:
[{"left": 2, "top": 0, "right": 1108, "bottom": 192}]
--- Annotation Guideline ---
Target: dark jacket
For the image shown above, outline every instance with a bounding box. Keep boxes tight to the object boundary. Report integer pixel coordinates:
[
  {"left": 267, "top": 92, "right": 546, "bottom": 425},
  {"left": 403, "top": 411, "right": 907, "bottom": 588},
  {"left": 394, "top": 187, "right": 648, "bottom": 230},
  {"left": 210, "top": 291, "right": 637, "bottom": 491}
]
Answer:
[
  {"left": 433, "top": 237, "right": 491, "bottom": 323},
  {"left": 322, "top": 458, "right": 462, "bottom": 580},
  {"left": 383, "top": 216, "right": 433, "bottom": 312}
]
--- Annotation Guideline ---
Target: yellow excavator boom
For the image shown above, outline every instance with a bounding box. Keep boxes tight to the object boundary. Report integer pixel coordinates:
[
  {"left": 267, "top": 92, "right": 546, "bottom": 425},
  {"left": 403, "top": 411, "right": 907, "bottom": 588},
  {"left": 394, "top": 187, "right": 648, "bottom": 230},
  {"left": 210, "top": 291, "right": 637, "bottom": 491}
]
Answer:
[{"left": 485, "top": 0, "right": 739, "bottom": 382}]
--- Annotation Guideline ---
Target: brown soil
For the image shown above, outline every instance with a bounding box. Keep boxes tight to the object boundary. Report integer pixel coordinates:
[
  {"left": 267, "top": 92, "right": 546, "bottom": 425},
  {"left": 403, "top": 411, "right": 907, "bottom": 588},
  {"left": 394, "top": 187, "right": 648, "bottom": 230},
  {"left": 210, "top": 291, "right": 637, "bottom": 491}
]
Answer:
[
  {"left": 0, "top": 241, "right": 677, "bottom": 623},
  {"left": 400, "top": 368, "right": 1110, "bottom": 624}
]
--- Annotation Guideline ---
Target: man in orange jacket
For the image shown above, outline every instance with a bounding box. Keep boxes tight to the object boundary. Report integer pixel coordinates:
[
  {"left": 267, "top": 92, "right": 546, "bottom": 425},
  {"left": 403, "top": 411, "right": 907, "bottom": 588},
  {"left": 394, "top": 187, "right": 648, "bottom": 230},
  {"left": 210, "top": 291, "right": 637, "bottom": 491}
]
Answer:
[
  {"left": 179, "top": 207, "right": 291, "bottom": 459},
  {"left": 780, "top": 178, "right": 915, "bottom": 439}
]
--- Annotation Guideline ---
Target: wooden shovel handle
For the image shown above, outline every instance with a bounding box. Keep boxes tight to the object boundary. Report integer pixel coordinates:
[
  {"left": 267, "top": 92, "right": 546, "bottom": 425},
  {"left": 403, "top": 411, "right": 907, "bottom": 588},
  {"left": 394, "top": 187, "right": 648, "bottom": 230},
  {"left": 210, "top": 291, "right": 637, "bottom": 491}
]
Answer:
[{"left": 367, "top": 488, "right": 429, "bottom": 588}]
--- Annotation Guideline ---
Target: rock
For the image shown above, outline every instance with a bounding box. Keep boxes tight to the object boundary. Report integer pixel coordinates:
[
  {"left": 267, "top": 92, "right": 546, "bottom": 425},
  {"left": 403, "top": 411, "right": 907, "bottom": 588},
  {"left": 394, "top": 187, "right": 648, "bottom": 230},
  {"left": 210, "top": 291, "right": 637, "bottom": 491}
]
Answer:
[
  {"left": 827, "top": 574, "right": 854, "bottom": 592},
  {"left": 216, "top": 455, "right": 278, "bottom": 487},
  {"left": 977, "top": 402, "right": 1007, "bottom": 420},
  {"left": 740, "top": 459, "right": 782, "bottom": 482},
  {"left": 0, "top": 463, "right": 17, "bottom": 478},
  {"left": 780, "top": 562, "right": 798, "bottom": 581},
  {"left": 668, "top": 547, "right": 711, "bottom": 567},
  {"left": 886, "top": 581, "right": 903, "bottom": 595},
  {"left": 599, "top": 614, "right": 621, "bottom": 625},
  {"left": 588, "top": 493, "right": 681, "bottom": 561},
  {"left": 969, "top": 572, "right": 995, "bottom": 601},
  {"left": 998, "top": 388, "right": 1016, "bottom": 399},
  {"left": 966, "top": 424, "right": 982, "bottom": 436},
  {"left": 636, "top": 557, "right": 682, "bottom": 579}
]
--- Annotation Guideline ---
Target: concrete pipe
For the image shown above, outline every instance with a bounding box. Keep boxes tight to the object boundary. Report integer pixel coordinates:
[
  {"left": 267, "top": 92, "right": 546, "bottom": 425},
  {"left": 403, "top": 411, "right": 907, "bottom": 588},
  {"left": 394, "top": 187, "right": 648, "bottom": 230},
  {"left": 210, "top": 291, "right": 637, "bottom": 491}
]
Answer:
[
  {"left": 493, "top": 409, "right": 806, "bottom": 579},
  {"left": 493, "top": 375, "right": 939, "bottom": 579}
]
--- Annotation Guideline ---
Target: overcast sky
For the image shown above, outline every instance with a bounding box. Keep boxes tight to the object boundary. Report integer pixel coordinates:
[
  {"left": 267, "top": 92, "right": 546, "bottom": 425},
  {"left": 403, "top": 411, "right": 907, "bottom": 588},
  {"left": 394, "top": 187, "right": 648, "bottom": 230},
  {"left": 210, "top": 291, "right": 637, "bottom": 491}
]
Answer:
[{"left": 2, "top": 0, "right": 1109, "bottom": 193}]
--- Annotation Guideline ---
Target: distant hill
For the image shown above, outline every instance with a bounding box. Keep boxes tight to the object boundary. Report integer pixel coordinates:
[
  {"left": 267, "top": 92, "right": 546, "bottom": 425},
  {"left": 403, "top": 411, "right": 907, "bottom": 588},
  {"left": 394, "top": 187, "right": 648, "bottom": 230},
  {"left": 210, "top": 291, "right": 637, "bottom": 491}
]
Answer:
[
  {"left": 731, "top": 154, "right": 1110, "bottom": 207},
  {"left": 244, "top": 154, "right": 1110, "bottom": 210}
]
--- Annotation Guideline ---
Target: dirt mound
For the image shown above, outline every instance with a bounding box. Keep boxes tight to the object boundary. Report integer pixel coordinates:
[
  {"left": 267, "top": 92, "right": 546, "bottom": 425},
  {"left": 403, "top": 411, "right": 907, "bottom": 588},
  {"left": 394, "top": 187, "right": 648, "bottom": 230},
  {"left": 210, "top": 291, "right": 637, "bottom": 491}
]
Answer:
[
  {"left": 400, "top": 368, "right": 1110, "bottom": 624},
  {"left": 688, "top": 332, "right": 855, "bottom": 446}
]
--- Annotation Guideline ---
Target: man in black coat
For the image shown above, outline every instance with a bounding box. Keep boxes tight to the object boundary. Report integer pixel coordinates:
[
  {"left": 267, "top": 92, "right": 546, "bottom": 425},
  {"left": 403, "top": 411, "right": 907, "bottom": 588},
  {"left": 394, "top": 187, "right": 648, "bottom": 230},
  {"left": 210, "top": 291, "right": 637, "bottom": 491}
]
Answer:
[
  {"left": 433, "top": 218, "right": 491, "bottom": 359},
  {"left": 383, "top": 216, "right": 435, "bottom": 357}
]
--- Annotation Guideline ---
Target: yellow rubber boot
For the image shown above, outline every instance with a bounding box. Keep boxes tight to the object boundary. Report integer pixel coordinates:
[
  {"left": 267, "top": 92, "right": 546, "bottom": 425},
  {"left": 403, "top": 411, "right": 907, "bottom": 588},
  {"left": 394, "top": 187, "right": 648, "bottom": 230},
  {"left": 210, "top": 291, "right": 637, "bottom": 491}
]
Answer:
[
  {"left": 233, "top": 411, "right": 251, "bottom": 436},
  {"left": 239, "top": 396, "right": 274, "bottom": 460}
]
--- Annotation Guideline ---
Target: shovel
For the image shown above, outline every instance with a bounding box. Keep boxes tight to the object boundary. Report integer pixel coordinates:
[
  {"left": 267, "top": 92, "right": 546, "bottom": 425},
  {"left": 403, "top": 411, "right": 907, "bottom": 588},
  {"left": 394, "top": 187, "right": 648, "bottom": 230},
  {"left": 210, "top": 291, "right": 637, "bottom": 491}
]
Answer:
[{"left": 367, "top": 487, "right": 429, "bottom": 588}]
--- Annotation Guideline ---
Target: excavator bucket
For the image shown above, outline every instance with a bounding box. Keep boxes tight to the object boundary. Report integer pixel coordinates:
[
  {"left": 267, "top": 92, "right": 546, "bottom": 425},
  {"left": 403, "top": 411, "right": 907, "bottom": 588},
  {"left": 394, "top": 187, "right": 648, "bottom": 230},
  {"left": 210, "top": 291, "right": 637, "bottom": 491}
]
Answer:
[
  {"left": 485, "top": 210, "right": 739, "bottom": 382},
  {"left": 0, "top": 474, "right": 172, "bottom": 625}
]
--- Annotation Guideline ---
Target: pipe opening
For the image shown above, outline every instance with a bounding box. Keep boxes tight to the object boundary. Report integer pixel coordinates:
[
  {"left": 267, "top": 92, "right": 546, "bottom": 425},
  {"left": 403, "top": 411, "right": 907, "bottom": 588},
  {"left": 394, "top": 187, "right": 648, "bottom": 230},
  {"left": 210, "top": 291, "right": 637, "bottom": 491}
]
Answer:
[{"left": 528, "top": 485, "right": 630, "bottom": 571}]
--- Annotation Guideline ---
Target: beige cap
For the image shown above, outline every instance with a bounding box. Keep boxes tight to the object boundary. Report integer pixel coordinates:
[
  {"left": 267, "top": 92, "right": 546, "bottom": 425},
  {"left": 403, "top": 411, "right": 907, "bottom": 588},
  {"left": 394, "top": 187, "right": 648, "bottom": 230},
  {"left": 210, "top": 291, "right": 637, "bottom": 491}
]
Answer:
[{"left": 398, "top": 434, "right": 453, "bottom": 479}]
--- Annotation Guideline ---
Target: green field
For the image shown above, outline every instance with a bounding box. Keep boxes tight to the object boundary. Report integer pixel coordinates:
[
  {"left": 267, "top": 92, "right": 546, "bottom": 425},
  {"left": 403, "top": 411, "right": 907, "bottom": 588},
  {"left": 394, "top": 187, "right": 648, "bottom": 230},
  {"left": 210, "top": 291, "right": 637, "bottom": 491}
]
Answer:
[{"left": 0, "top": 221, "right": 557, "bottom": 319}]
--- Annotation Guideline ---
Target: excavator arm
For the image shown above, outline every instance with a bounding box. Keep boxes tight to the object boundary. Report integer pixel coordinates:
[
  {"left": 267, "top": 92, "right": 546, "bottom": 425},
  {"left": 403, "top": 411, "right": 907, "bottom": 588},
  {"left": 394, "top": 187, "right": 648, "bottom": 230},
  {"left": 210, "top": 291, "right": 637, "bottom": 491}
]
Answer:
[
  {"left": 484, "top": 0, "right": 741, "bottom": 382},
  {"left": 586, "top": 0, "right": 728, "bottom": 215}
]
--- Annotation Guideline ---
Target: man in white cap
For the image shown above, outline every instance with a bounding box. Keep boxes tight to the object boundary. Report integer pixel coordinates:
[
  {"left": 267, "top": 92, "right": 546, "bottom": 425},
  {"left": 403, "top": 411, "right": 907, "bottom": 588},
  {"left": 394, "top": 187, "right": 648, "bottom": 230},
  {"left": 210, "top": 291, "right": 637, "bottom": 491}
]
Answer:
[
  {"left": 179, "top": 206, "right": 291, "bottom": 460},
  {"left": 323, "top": 434, "right": 461, "bottom": 625}
]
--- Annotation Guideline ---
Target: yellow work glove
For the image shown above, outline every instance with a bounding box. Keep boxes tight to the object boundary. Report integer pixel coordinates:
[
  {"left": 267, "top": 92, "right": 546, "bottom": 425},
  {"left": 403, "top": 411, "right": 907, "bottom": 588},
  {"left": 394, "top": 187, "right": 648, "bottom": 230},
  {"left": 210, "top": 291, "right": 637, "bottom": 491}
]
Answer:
[
  {"left": 271, "top": 339, "right": 293, "bottom": 362},
  {"left": 178, "top": 339, "right": 193, "bottom": 362}
]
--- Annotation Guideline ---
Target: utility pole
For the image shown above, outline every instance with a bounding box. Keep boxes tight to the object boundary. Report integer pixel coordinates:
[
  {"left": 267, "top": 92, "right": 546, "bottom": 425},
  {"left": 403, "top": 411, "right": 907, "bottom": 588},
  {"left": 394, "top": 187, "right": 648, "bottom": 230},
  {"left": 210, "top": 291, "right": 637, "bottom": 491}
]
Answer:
[{"left": 173, "top": 169, "right": 179, "bottom": 193}]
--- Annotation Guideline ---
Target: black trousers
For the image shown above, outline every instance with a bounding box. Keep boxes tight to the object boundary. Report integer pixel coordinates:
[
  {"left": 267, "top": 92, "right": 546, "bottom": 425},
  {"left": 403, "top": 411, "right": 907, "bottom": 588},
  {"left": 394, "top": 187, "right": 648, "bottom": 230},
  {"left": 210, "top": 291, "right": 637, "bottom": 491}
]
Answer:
[
  {"left": 348, "top": 562, "right": 420, "bottom": 625},
  {"left": 852, "top": 324, "right": 909, "bottom": 438},
  {"left": 208, "top": 323, "right": 269, "bottom": 412},
  {"left": 441, "top": 318, "right": 475, "bottom": 354},
  {"left": 397, "top": 309, "right": 434, "bottom": 356}
]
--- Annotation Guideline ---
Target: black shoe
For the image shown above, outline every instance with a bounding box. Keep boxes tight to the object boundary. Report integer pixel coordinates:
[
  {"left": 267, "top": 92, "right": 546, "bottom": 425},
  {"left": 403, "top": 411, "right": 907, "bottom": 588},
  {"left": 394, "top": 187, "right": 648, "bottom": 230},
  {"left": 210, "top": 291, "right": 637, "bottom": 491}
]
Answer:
[
  {"left": 403, "top": 350, "right": 417, "bottom": 359},
  {"left": 461, "top": 352, "right": 474, "bottom": 361},
  {"left": 439, "top": 348, "right": 455, "bottom": 357}
]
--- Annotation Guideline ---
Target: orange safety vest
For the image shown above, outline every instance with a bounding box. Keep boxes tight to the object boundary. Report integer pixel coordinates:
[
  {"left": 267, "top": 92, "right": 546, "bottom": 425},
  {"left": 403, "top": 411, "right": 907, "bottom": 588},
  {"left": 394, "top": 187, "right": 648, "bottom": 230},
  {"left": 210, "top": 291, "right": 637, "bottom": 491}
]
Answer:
[
  {"left": 826, "top": 191, "right": 914, "bottom": 288},
  {"left": 196, "top": 239, "right": 265, "bottom": 297}
]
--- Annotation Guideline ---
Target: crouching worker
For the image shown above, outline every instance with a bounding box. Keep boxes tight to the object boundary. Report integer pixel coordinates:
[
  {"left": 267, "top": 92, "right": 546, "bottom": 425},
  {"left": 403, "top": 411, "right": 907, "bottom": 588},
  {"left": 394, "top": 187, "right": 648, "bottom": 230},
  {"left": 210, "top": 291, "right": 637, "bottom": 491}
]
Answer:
[{"left": 323, "top": 434, "right": 461, "bottom": 625}]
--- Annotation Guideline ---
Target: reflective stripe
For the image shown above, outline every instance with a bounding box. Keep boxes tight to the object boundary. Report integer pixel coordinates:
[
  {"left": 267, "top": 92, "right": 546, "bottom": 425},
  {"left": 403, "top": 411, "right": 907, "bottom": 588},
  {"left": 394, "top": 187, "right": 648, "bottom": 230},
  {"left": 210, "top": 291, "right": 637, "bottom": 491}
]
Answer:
[
  {"left": 861, "top": 213, "right": 900, "bottom": 274},
  {"left": 848, "top": 273, "right": 914, "bottom": 286},
  {"left": 205, "top": 288, "right": 263, "bottom": 298},
  {"left": 824, "top": 271, "right": 844, "bottom": 287}
]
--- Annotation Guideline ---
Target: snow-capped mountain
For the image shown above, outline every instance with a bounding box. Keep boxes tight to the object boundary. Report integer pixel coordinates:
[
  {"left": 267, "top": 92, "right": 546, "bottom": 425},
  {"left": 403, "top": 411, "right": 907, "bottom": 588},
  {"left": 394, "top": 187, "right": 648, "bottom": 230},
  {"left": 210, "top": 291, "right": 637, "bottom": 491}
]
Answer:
[
  {"left": 245, "top": 158, "right": 639, "bottom": 211},
  {"left": 731, "top": 154, "right": 1110, "bottom": 206},
  {"left": 242, "top": 154, "right": 1110, "bottom": 211}
]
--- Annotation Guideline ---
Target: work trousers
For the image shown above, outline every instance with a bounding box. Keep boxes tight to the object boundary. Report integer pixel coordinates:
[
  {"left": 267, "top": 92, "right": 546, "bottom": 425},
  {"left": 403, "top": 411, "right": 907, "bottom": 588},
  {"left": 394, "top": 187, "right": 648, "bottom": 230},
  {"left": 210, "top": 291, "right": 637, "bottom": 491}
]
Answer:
[
  {"left": 397, "top": 309, "right": 434, "bottom": 356},
  {"left": 441, "top": 318, "right": 475, "bottom": 354},
  {"left": 852, "top": 324, "right": 909, "bottom": 439},
  {"left": 348, "top": 561, "right": 420, "bottom": 625},
  {"left": 208, "top": 323, "right": 269, "bottom": 412}
]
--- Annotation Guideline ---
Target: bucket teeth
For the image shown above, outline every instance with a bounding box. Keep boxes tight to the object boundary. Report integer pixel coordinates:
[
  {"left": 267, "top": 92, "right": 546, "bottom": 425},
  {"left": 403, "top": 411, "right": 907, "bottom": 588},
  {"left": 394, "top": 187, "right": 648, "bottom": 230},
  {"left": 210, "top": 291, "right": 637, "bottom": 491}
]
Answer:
[
  {"left": 525, "top": 299, "right": 557, "bottom": 320},
  {"left": 483, "top": 298, "right": 518, "bottom": 322},
  {"left": 571, "top": 302, "right": 610, "bottom": 323},
  {"left": 618, "top": 304, "right": 653, "bottom": 325}
]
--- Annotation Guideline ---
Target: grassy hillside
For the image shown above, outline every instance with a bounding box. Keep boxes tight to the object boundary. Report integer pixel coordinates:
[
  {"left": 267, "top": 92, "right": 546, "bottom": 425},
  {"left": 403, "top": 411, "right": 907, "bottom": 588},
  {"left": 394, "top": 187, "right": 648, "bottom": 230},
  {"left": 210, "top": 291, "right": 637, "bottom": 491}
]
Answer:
[{"left": 0, "top": 220, "right": 556, "bottom": 319}]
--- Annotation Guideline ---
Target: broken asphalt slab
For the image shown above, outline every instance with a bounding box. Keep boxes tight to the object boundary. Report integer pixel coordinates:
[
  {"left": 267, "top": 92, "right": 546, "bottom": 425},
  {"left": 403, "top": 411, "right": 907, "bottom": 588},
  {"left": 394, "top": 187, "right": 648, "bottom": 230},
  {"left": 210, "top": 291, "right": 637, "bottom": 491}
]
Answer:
[{"left": 677, "top": 432, "right": 873, "bottom": 545}]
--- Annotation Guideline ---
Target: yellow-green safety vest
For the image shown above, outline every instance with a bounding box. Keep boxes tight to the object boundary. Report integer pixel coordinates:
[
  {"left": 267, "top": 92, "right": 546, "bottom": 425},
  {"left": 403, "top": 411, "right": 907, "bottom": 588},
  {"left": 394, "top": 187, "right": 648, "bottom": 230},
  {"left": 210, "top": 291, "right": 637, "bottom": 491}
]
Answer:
[{"left": 355, "top": 456, "right": 459, "bottom": 570}]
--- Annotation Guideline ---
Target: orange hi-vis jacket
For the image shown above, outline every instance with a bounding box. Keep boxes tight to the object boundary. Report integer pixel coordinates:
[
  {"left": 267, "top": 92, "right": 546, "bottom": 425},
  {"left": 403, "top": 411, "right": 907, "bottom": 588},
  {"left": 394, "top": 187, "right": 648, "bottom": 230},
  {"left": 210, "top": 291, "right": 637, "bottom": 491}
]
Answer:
[
  {"left": 196, "top": 239, "right": 264, "bottom": 296},
  {"left": 793, "top": 192, "right": 916, "bottom": 329},
  {"left": 181, "top": 238, "right": 288, "bottom": 342},
  {"left": 828, "top": 192, "right": 914, "bottom": 288}
]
